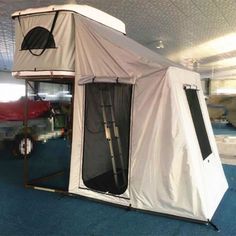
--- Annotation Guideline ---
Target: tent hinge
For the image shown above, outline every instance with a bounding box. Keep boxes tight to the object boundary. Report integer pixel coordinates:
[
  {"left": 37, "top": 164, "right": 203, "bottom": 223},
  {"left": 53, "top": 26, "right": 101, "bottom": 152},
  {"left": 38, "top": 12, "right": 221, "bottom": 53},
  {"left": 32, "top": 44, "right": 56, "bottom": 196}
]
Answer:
[{"left": 207, "top": 220, "right": 220, "bottom": 232}]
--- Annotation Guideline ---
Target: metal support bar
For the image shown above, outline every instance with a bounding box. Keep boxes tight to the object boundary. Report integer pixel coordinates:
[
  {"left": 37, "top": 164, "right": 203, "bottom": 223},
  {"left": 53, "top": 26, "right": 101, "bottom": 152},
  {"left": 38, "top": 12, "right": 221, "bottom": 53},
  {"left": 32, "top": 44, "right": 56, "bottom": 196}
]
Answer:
[
  {"left": 208, "top": 220, "right": 220, "bottom": 232},
  {"left": 24, "top": 80, "right": 29, "bottom": 185}
]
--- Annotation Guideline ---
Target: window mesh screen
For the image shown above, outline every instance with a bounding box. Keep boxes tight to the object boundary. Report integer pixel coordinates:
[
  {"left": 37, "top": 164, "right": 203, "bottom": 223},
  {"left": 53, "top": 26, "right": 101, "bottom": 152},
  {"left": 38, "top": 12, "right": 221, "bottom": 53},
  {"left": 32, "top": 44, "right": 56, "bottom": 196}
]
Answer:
[
  {"left": 21, "top": 27, "right": 56, "bottom": 50},
  {"left": 185, "top": 88, "right": 212, "bottom": 160}
]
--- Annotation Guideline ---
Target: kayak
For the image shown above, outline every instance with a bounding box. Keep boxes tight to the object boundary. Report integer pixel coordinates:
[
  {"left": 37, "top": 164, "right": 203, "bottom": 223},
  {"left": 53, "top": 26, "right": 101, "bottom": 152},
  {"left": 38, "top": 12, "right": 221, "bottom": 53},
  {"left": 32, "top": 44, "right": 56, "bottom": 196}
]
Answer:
[{"left": 0, "top": 99, "right": 51, "bottom": 121}]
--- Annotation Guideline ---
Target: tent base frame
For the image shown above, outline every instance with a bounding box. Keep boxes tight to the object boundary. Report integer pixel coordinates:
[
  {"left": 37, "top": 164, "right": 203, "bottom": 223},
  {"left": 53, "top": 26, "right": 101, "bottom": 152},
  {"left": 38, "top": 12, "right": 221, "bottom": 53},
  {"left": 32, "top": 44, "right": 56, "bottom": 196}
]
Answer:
[{"left": 24, "top": 184, "right": 219, "bottom": 231}]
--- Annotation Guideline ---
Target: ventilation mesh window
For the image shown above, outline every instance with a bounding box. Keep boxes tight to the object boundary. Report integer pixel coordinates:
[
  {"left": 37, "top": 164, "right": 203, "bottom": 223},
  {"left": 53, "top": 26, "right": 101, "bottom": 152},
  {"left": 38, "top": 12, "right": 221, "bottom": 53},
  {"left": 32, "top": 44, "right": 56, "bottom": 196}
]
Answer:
[
  {"left": 21, "top": 27, "right": 56, "bottom": 50},
  {"left": 185, "top": 88, "right": 212, "bottom": 160},
  {"left": 82, "top": 83, "right": 132, "bottom": 195}
]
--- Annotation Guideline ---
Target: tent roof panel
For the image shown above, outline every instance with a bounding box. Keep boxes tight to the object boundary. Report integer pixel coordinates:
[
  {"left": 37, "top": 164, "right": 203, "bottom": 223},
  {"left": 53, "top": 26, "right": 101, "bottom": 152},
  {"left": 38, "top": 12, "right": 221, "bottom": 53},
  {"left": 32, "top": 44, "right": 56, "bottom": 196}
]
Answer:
[
  {"left": 74, "top": 15, "right": 185, "bottom": 84},
  {"left": 11, "top": 4, "right": 126, "bottom": 34}
]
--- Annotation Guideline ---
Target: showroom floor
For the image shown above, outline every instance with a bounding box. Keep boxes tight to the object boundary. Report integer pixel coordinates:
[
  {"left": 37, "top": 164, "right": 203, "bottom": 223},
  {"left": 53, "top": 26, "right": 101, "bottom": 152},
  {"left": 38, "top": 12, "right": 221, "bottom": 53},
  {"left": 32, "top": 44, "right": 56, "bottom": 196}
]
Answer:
[{"left": 0, "top": 142, "right": 236, "bottom": 236}]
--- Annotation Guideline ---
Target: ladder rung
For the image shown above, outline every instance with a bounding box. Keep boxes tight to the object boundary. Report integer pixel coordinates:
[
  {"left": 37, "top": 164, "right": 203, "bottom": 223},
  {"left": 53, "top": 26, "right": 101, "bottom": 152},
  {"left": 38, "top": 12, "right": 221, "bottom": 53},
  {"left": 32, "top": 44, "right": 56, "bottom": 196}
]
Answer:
[{"left": 106, "top": 135, "right": 121, "bottom": 141}]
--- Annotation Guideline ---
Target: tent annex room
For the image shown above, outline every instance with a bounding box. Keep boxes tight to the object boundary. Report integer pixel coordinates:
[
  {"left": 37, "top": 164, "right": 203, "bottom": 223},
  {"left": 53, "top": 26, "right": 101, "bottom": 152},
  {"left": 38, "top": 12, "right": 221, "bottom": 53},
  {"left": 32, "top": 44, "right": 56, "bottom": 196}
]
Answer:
[{"left": 11, "top": 4, "right": 228, "bottom": 225}]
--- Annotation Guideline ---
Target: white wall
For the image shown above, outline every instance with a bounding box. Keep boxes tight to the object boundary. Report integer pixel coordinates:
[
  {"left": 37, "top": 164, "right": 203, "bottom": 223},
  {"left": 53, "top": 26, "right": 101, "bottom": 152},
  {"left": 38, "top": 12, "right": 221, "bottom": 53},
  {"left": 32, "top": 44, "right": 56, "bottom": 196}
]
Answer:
[
  {"left": 0, "top": 71, "right": 25, "bottom": 101},
  {"left": 0, "top": 71, "right": 24, "bottom": 84}
]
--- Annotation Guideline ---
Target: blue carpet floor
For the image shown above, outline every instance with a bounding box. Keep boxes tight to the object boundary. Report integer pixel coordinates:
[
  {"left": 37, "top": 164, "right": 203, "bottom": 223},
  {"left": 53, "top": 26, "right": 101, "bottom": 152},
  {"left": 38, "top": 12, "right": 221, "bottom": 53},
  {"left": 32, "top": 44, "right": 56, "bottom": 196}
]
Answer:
[
  {"left": 27, "top": 139, "right": 70, "bottom": 190},
  {"left": 0, "top": 142, "right": 236, "bottom": 235}
]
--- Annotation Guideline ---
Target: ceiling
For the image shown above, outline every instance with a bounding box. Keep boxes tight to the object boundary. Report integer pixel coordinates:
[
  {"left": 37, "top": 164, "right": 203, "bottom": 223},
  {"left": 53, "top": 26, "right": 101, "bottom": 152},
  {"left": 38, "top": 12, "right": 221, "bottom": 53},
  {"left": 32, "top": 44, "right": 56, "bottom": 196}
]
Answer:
[{"left": 1, "top": 0, "right": 236, "bottom": 79}]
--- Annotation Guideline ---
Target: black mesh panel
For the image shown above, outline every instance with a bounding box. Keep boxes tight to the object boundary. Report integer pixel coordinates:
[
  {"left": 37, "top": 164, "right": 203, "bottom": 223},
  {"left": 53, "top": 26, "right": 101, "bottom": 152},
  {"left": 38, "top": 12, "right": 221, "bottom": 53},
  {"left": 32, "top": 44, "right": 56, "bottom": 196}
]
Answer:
[
  {"left": 82, "top": 83, "right": 132, "bottom": 194},
  {"left": 21, "top": 27, "right": 56, "bottom": 50},
  {"left": 185, "top": 88, "right": 212, "bottom": 160}
]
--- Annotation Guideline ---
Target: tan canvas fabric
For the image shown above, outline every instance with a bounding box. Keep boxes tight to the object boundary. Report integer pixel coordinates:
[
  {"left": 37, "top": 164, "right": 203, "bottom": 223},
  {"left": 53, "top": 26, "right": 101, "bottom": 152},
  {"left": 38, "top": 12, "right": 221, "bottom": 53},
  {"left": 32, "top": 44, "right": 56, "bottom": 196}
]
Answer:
[
  {"left": 13, "top": 12, "right": 75, "bottom": 72},
  {"left": 74, "top": 14, "right": 179, "bottom": 84}
]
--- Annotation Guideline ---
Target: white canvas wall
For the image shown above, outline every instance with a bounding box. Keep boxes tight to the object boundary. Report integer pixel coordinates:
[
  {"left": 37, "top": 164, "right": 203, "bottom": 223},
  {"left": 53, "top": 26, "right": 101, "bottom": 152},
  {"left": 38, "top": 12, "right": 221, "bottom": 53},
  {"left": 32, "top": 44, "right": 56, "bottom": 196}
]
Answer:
[
  {"left": 68, "top": 67, "right": 228, "bottom": 221},
  {"left": 12, "top": 7, "right": 228, "bottom": 222}
]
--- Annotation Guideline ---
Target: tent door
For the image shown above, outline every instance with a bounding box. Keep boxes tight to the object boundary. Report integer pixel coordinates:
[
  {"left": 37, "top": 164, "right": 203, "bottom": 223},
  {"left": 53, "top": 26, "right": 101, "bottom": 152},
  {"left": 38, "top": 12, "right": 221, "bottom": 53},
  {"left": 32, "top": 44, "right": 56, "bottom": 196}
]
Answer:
[{"left": 82, "top": 83, "right": 132, "bottom": 195}]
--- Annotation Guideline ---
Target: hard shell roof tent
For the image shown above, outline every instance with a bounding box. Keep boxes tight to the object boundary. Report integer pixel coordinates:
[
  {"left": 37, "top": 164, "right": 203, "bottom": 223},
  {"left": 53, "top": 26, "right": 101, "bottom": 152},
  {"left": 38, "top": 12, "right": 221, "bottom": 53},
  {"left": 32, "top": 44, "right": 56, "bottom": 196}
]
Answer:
[{"left": 12, "top": 4, "right": 228, "bottom": 225}]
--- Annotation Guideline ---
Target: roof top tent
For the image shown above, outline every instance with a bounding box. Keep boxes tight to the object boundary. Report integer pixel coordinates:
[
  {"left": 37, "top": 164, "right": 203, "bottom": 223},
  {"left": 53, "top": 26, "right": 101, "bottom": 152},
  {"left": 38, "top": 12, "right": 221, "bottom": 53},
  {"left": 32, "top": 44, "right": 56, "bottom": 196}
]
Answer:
[{"left": 12, "top": 4, "right": 228, "bottom": 225}]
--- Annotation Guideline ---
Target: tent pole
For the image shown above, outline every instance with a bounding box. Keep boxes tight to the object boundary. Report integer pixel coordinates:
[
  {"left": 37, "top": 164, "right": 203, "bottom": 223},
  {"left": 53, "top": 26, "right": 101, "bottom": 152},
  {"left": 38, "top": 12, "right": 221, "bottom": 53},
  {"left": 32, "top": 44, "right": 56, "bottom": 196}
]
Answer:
[
  {"left": 23, "top": 80, "right": 29, "bottom": 186},
  {"left": 207, "top": 220, "right": 220, "bottom": 232},
  {"left": 25, "top": 184, "right": 67, "bottom": 194}
]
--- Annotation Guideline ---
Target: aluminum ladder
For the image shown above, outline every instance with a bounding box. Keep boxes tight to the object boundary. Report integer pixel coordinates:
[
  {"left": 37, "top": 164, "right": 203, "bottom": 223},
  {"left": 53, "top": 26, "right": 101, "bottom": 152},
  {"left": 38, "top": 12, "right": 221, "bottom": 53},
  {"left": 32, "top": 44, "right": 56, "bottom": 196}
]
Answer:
[{"left": 100, "top": 88, "right": 126, "bottom": 189}]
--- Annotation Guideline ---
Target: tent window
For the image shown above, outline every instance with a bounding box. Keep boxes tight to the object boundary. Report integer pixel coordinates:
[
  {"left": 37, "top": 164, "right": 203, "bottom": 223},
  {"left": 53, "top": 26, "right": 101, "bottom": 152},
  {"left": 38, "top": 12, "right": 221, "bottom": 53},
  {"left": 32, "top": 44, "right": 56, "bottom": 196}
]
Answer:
[
  {"left": 82, "top": 83, "right": 132, "bottom": 195},
  {"left": 185, "top": 88, "right": 212, "bottom": 160},
  {"left": 21, "top": 27, "right": 56, "bottom": 50}
]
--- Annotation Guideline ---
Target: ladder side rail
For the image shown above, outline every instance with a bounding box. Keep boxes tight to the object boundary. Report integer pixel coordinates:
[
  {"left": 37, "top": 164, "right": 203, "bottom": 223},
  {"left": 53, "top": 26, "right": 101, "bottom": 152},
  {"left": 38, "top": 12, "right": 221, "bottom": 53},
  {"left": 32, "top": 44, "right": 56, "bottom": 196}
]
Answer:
[{"left": 108, "top": 91, "right": 126, "bottom": 186}]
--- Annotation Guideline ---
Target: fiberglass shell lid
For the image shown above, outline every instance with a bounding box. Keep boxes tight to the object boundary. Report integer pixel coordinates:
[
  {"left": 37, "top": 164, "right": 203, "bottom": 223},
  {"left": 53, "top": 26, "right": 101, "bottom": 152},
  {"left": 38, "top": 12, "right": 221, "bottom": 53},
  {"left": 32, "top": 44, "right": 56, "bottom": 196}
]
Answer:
[{"left": 11, "top": 4, "right": 126, "bottom": 34}]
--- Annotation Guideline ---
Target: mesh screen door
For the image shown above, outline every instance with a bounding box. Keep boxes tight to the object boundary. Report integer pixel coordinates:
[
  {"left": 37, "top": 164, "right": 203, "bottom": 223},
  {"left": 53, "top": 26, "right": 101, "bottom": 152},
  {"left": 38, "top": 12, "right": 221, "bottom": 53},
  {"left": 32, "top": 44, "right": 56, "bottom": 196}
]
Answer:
[
  {"left": 82, "top": 83, "right": 132, "bottom": 194},
  {"left": 185, "top": 87, "right": 212, "bottom": 160}
]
